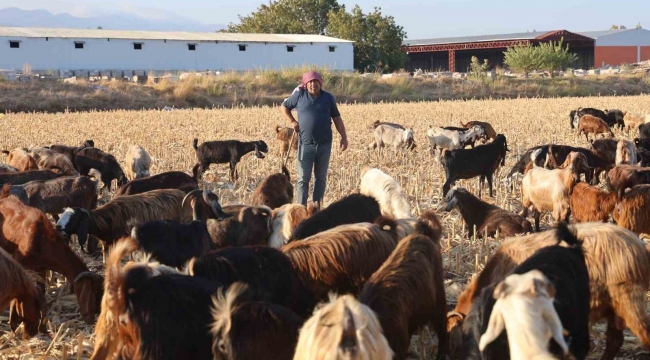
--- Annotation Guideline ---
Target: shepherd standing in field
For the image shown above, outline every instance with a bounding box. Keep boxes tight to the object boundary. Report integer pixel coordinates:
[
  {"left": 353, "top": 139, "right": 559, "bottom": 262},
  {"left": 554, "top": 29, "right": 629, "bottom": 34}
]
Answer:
[{"left": 281, "top": 71, "right": 349, "bottom": 206}]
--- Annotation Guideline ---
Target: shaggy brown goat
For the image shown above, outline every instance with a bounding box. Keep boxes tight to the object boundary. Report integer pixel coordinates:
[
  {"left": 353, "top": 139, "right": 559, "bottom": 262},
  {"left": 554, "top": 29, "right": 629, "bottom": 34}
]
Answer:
[
  {"left": 275, "top": 126, "right": 298, "bottom": 156},
  {"left": 48, "top": 139, "right": 94, "bottom": 166},
  {"left": 2, "top": 148, "right": 38, "bottom": 171},
  {"left": 361, "top": 234, "right": 448, "bottom": 360},
  {"left": 460, "top": 120, "right": 497, "bottom": 140},
  {"left": 206, "top": 205, "right": 272, "bottom": 248},
  {"left": 114, "top": 170, "right": 198, "bottom": 198},
  {"left": 447, "top": 222, "right": 650, "bottom": 360},
  {"left": 250, "top": 165, "right": 293, "bottom": 209},
  {"left": 444, "top": 187, "right": 532, "bottom": 238},
  {"left": 606, "top": 165, "right": 650, "bottom": 199},
  {"left": 37, "top": 152, "right": 79, "bottom": 176},
  {"left": 577, "top": 115, "right": 614, "bottom": 142},
  {"left": 612, "top": 184, "right": 650, "bottom": 235},
  {"left": 0, "top": 169, "right": 63, "bottom": 185},
  {"left": 616, "top": 139, "right": 638, "bottom": 166},
  {"left": 570, "top": 182, "right": 617, "bottom": 223}
]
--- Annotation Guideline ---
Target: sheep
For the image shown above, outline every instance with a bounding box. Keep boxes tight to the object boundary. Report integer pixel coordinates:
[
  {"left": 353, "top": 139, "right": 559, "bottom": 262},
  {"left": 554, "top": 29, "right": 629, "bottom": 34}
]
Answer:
[
  {"left": 624, "top": 111, "right": 646, "bottom": 133},
  {"left": 113, "top": 169, "right": 198, "bottom": 198},
  {"left": 359, "top": 167, "right": 413, "bottom": 219},
  {"left": 639, "top": 123, "right": 650, "bottom": 139},
  {"left": 275, "top": 125, "right": 298, "bottom": 156},
  {"left": 75, "top": 147, "right": 127, "bottom": 191},
  {"left": 521, "top": 151, "right": 590, "bottom": 231},
  {"left": 577, "top": 114, "right": 614, "bottom": 142},
  {"left": 367, "top": 124, "right": 416, "bottom": 153},
  {"left": 460, "top": 120, "right": 497, "bottom": 140},
  {"left": 48, "top": 139, "right": 94, "bottom": 166},
  {"left": 612, "top": 184, "right": 650, "bottom": 235},
  {"left": 56, "top": 189, "right": 192, "bottom": 254},
  {"left": 0, "top": 175, "right": 97, "bottom": 222},
  {"left": 0, "top": 163, "right": 18, "bottom": 173},
  {"left": 441, "top": 134, "right": 509, "bottom": 198},
  {"left": 268, "top": 202, "right": 318, "bottom": 248},
  {"left": 444, "top": 187, "right": 532, "bottom": 238},
  {"left": 635, "top": 137, "right": 650, "bottom": 152},
  {"left": 605, "top": 164, "right": 650, "bottom": 199},
  {"left": 288, "top": 193, "right": 382, "bottom": 242},
  {"left": 206, "top": 205, "right": 272, "bottom": 248},
  {"left": 211, "top": 282, "right": 305, "bottom": 360},
  {"left": 251, "top": 165, "right": 293, "bottom": 209},
  {"left": 124, "top": 145, "right": 151, "bottom": 180},
  {"left": 2, "top": 148, "right": 38, "bottom": 171},
  {"left": 360, "top": 234, "right": 448, "bottom": 360},
  {"left": 446, "top": 222, "right": 650, "bottom": 360},
  {"left": 189, "top": 246, "right": 317, "bottom": 319},
  {"left": 193, "top": 138, "right": 269, "bottom": 182},
  {"left": 569, "top": 182, "right": 616, "bottom": 223},
  {"left": 0, "top": 247, "right": 43, "bottom": 339},
  {"left": 426, "top": 125, "right": 486, "bottom": 154},
  {"left": 616, "top": 139, "right": 638, "bottom": 165},
  {"left": 0, "top": 169, "right": 63, "bottom": 185},
  {"left": 293, "top": 294, "right": 393, "bottom": 360},
  {"left": 0, "top": 188, "right": 103, "bottom": 326}
]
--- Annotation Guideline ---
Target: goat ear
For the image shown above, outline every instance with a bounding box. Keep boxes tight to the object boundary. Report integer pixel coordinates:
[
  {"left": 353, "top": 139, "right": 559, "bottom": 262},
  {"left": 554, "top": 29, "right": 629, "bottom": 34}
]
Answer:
[
  {"left": 479, "top": 303, "right": 505, "bottom": 351},
  {"left": 543, "top": 300, "right": 569, "bottom": 354},
  {"left": 9, "top": 299, "right": 23, "bottom": 332},
  {"left": 339, "top": 307, "right": 359, "bottom": 353},
  {"left": 493, "top": 281, "right": 509, "bottom": 299},
  {"left": 77, "top": 212, "right": 90, "bottom": 252}
]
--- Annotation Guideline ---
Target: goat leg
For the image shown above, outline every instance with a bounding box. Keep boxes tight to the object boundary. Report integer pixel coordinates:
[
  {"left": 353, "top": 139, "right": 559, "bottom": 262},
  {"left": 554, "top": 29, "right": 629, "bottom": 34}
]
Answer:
[
  {"left": 533, "top": 210, "right": 541, "bottom": 232},
  {"left": 601, "top": 316, "right": 624, "bottom": 360},
  {"left": 487, "top": 174, "right": 494, "bottom": 198}
]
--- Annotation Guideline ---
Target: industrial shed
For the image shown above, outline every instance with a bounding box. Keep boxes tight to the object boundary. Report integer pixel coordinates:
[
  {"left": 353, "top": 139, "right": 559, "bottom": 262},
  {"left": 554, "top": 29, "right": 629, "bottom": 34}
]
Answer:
[
  {"left": 0, "top": 27, "right": 354, "bottom": 72},
  {"left": 579, "top": 28, "right": 650, "bottom": 68}
]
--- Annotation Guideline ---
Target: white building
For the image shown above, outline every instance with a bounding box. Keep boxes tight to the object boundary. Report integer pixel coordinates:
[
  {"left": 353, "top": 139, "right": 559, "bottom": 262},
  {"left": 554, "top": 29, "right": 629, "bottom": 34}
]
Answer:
[{"left": 0, "top": 27, "right": 354, "bottom": 73}]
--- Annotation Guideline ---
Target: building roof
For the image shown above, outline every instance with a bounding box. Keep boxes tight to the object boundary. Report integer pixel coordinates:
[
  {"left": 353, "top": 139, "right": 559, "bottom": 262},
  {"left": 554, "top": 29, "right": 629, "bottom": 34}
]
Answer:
[
  {"left": 403, "top": 31, "right": 550, "bottom": 46},
  {"left": 0, "top": 26, "right": 353, "bottom": 43},
  {"left": 578, "top": 28, "right": 648, "bottom": 38}
]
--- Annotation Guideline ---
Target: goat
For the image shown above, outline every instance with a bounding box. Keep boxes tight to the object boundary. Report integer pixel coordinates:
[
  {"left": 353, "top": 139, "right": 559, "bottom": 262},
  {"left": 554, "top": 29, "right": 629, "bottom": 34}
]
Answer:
[
  {"left": 569, "top": 182, "right": 617, "bottom": 223},
  {"left": 360, "top": 167, "right": 413, "bottom": 219},
  {"left": 211, "top": 282, "right": 305, "bottom": 360},
  {"left": 0, "top": 247, "right": 43, "bottom": 339},
  {"left": 2, "top": 148, "right": 38, "bottom": 171},
  {"left": 521, "top": 151, "right": 590, "bottom": 231},
  {"left": 114, "top": 169, "right": 198, "bottom": 198},
  {"left": 605, "top": 109, "right": 626, "bottom": 129},
  {"left": 590, "top": 138, "right": 618, "bottom": 171},
  {"left": 251, "top": 165, "right": 293, "bottom": 209},
  {"left": 75, "top": 147, "right": 127, "bottom": 191},
  {"left": 0, "top": 163, "right": 18, "bottom": 173},
  {"left": 441, "top": 134, "right": 509, "bottom": 198},
  {"left": 124, "top": 145, "right": 151, "bottom": 180},
  {"left": 639, "top": 123, "right": 650, "bottom": 139},
  {"left": 368, "top": 124, "right": 416, "bottom": 153},
  {"left": 288, "top": 193, "right": 382, "bottom": 242},
  {"left": 569, "top": 107, "right": 608, "bottom": 129},
  {"left": 577, "top": 114, "right": 614, "bottom": 142},
  {"left": 444, "top": 187, "right": 532, "bottom": 238},
  {"left": 32, "top": 151, "right": 79, "bottom": 176},
  {"left": 293, "top": 294, "right": 393, "bottom": 360},
  {"left": 188, "top": 246, "right": 316, "bottom": 318},
  {"left": 48, "top": 139, "right": 94, "bottom": 166},
  {"left": 360, "top": 234, "right": 448, "bottom": 360},
  {"left": 612, "top": 184, "right": 650, "bottom": 235},
  {"left": 605, "top": 164, "right": 650, "bottom": 199},
  {"left": 638, "top": 149, "right": 650, "bottom": 167},
  {"left": 206, "top": 205, "right": 272, "bottom": 248},
  {"left": 275, "top": 126, "right": 298, "bottom": 156},
  {"left": 372, "top": 120, "right": 406, "bottom": 130},
  {"left": 460, "top": 120, "right": 497, "bottom": 140},
  {"left": 635, "top": 137, "right": 650, "bottom": 152},
  {"left": 268, "top": 203, "right": 318, "bottom": 248},
  {"left": 426, "top": 125, "right": 486, "bottom": 154},
  {"left": 1, "top": 175, "right": 97, "bottom": 222},
  {"left": 56, "top": 189, "right": 192, "bottom": 254},
  {"left": 447, "top": 222, "right": 650, "bottom": 360},
  {"left": 193, "top": 138, "right": 269, "bottom": 182},
  {"left": 0, "top": 169, "right": 63, "bottom": 185},
  {"left": 624, "top": 111, "right": 646, "bottom": 133},
  {"left": 544, "top": 144, "right": 611, "bottom": 185},
  {"left": 616, "top": 139, "right": 638, "bottom": 165},
  {"left": 0, "top": 189, "right": 103, "bottom": 326}
]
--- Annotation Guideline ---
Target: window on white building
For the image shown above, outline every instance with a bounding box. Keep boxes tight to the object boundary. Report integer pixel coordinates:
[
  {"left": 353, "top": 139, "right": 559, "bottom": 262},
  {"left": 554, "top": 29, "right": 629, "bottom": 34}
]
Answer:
[
  {"left": 9, "top": 41, "right": 19, "bottom": 48},
  {"left": 239, "top": 44, "right": 247, "bottom": 51},
  {"left": 188, "top": 44, "right": 196, "bottom": 51},
  {"left": 134, "top": 43, "right": 143, "bottom": 50},
  {"left": 329, "top": 46, "right": 336, "bottom": 52},
  {"left": 287, "top": 45, "right": 295, "bottom": 52},
  {"left": 75, "top": 42, "right": 84, "bottom": 49}
]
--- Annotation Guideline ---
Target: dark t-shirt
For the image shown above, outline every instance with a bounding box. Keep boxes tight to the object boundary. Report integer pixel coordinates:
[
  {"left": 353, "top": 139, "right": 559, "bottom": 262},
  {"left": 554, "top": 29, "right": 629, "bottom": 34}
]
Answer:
[{"left": 282, "top": 89, "right": 340, "bottom": 145}]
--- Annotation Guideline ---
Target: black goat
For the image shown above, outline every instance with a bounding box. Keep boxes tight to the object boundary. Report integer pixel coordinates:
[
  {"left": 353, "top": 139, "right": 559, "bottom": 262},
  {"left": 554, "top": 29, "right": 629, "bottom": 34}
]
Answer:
[
  {"left": 206, "top": 205, "right": 273, "bottom": 248},
  {"left": 639, "top": 123, "right": 650, "bottom": 139},
  {"left": 590, "top": 138, "right": 618, "bottom": 165},
  {"left": 114, "top": 170, "right": 198, "bottom": 198},
  {"left": 288, "top": 193, "right": 382, "bottom": 242},
  {"left": 193, "top": 138, "right": 269, "bottom": 181},
  {"left": 635, "top": 138, "right": 650, "bottom": 152},
  {"left": 461, "top": 224, "right": 590, "bottom": 360},
  {"left": 48, "top": 140, "right": 94, "bottom": 168},
  {"left": 441, "top": 134, "right": 509, "bottom": 198},
  {"left": 189, "top": 246, "right": 317, "bottom": 318},
  {"left": 605, "top": 109, "right": 626, "bottom": 129},
  {"left": 74, "top": 147, "right": 127, "bottom": 191}
]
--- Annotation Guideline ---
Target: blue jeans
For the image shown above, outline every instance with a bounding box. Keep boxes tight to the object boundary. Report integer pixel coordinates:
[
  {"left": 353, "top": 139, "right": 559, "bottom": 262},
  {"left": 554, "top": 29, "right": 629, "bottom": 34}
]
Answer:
[{"left": 296, "top": 141, "right": 332, "bottom": 206}]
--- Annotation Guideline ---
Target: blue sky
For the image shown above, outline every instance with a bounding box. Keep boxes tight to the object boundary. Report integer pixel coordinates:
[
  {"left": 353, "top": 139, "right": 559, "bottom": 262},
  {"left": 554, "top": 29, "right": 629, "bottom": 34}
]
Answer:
[{"left": 1, "top": 0, "right": 648, "bottom": 39}]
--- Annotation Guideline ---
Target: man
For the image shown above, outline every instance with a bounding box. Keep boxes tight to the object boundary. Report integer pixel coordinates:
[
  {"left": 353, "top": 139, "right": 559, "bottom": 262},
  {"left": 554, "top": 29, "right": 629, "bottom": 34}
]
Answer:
[{"left": 281, "top": 70, "right": 348, "bottom": 206}]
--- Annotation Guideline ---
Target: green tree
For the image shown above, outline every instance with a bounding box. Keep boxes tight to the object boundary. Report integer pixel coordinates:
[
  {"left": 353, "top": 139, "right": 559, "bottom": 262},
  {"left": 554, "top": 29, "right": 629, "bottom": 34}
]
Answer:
[
  {"left": 537, "top": 38, "right": 578, "bottom": 77},
  {"left": 326, "top": 6, "right": 407, "bottom": 72},
  {"left": 636, "top": 22, "right": 642, "bottom": 29},
  {"left": 97, "top": 26, "right": 103, "bottom": 29},
  {"left": 503, "top": 43, "right": 543, "bottom": 78},
  {"left": 468, "top": 56, "right": 489, "bottom": 81},
  {"left": 610, "top": 25, "right": 619, "bottom": 29},
  {"left": 223, "top": 0, "right": 340, "bottom": 34}
]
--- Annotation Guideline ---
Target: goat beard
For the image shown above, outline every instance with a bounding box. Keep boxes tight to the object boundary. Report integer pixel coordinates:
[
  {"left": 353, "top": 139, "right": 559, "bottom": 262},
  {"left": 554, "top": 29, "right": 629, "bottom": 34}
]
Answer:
[{"left": 255, "top": 149, "right": 265, "bottom": 159}]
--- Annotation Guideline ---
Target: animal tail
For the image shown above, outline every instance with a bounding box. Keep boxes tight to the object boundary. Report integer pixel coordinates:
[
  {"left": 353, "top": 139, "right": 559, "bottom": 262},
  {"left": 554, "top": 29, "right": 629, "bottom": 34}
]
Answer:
[
  {"left": 417, "top": 210, "right": 442, "bottom": 243},
  {"left": 372, "top": 120, "right": 380, "bottom": 129},
  {"left": 191, "top": 163, "right": 201, "bottom": 183},
  {"left": 459, "top": 120, "right": 468, "bottom": 128},
  {"left": 1, "top": 150, "right": 8, "bottom": 155},
  {"left": 374, "top": 216, "right": 398, "bottom": 238},
  {"left": 275, "top": 125, "right": 282, "bottom": 133},
  {"left": 281, "top": 165, "right": 290, "bottom": 180},
  {"left": 554, "top": 222, "right": 582, "bottom": 248},
  {"left": 105, "top": 237, "right": 137, "bottom": 314},
  {"left": 192, "top": 138, "right": 199, "bottom": 151}
]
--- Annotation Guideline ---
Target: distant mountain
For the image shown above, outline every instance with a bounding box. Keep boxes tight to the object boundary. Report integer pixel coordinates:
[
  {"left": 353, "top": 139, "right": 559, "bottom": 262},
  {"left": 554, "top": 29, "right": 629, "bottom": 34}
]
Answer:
[{"left": 0, "top": 7, "right": 225, "bottom": 32}]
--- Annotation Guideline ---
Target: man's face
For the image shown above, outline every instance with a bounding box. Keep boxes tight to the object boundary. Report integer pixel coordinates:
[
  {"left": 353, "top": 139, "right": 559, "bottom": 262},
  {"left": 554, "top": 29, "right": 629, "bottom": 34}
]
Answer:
[{"left": 307, "top": 79, "right": 321, "bottom": 95}]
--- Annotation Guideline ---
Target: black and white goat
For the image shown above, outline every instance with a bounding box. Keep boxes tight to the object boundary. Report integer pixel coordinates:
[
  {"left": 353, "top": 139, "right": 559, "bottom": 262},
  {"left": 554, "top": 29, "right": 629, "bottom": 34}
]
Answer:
[{"left": 193, "top": 138, "right": 269, "bottom": 181}]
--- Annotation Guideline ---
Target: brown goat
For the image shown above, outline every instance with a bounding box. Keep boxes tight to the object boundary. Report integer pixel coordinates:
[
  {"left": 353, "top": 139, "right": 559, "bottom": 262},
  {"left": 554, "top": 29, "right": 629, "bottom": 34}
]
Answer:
[
  {"left": 37, "top": 152, "right": 79, "bottom": 176},
  {"left": 569, "top": 182, "right": 617, "bottom": 223},
  {"left": 206, "top": 205, "right": 272, "bottom": 248},
  {"left": 361, "top": 234, "right": 448, "bottom": 360},
  {"left": 444, "top": 187, "right": 532, "bottom": 238},
  {"left": 606, "top": 165, "right": 650, "bottom": 199},
  {"left": 2, "top": 148, "right": 38, "bottom": 171},
  {"left": 0, "top": 246, "right": 43, "bottom": 339},
  {"left": 250, "top": 165, "right": 293, "bottom": 209},
  {"left": 447, "top": 222, "right": 650, "bottom": 360},
  {"left": 623, "top": 111, "right": 646, "bottom": 133},
  {"left": 460, "top": 120, "right": 497, "bottom": 140},
  {"left": 615, "top": 139, "right": 638, "bottom": 166},
  {"left": 0, "top": 188, "right": 103, "bottom": 326},
  {"left": 275, "top": 125, "right": 298, "bottom": 156},
  {"left": 590, "top": 138, "right": 618, "bottom": 165},
  {"left": 612, "top": 184, "right": 650, "bottom": 235},
  {"left": 577, "top": 115, "right": 614, "bottom": 142}
]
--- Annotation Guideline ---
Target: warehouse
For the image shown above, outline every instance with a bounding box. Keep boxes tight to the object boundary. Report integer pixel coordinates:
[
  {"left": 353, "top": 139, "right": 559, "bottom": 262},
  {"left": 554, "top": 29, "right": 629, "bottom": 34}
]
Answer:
[
  {"left": 0, "top": 27, "right": 354, "bottom": 72},
  {"left": 403, "top": 28, "right": 650, "bottom": 72}
]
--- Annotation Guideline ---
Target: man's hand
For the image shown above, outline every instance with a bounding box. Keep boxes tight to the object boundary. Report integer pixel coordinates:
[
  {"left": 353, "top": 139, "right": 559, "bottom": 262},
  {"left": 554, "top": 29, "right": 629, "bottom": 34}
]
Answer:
[
  {"left": 340, "top": 136, "right": 348, "bottom": 151},
  {"left": 291, "top": 120, "right": 300, "bottom": 132}
]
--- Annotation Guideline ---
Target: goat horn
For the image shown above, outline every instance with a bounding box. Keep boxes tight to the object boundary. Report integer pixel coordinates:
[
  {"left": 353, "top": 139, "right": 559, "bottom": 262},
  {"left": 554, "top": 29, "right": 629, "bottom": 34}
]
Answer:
[
  {"left": 202, "top": 189, "right": 212, "bottom": 205},
  {"left": 74, "top": 271, "right": 103, "bottom": 283},
  {"left": 447, "top": 311, "right": 465, "bottom": 319},
  {"left": 182, "top": 189, "right": 203, "bottom": 209}
]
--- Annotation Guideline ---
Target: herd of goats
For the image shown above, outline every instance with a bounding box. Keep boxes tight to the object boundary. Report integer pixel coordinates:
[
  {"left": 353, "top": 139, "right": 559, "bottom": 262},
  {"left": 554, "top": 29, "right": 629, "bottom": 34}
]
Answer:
[{"left": 0, "top": 105, "right": 650, "bottom": 360}]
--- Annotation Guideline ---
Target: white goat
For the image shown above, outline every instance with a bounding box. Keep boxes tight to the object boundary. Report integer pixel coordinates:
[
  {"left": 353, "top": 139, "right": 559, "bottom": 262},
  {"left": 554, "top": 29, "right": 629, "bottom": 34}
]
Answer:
[
  {"left": 360, "top": 167, "right": 413, "bottom": 219},
  {"left": 425, "top": 125, "right": 485, "bottom": 155},
  {"left": 479, "top": 270, "right": 568, "bottom": 360},
  {"left": 615, "top": 139, "right": 638, "bottom": 166},
  {"left": 125, "top": 145, "right": 152, "bottom": 180},
  {"left": 367, "top": 124, "right": 416, "bottom": 154}
]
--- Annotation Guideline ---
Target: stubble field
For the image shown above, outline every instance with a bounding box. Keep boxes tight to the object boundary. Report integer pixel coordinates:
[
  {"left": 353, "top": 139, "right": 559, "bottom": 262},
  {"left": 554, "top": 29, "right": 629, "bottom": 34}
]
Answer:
[{"left": 1, "top": 95, "right": 650, "bottom": 359}]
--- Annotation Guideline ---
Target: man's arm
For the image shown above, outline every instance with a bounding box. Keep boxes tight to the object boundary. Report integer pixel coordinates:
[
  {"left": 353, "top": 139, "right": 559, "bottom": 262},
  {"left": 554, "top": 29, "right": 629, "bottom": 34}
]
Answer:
[
  {"left": 333, "top": 116, "right": 348, "bottom": 151},
  {"left": 282, "top": 106, "right": 299, "bottom": 132},
  {"left": 281, "top": 91, "right": 300, "bottom": 132}
]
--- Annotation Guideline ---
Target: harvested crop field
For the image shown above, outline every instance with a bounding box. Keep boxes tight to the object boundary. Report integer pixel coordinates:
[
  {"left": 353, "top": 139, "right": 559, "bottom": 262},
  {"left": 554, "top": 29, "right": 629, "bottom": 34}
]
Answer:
[{"left": 1, "top": 95, "right": 650, "bottom": 359}]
